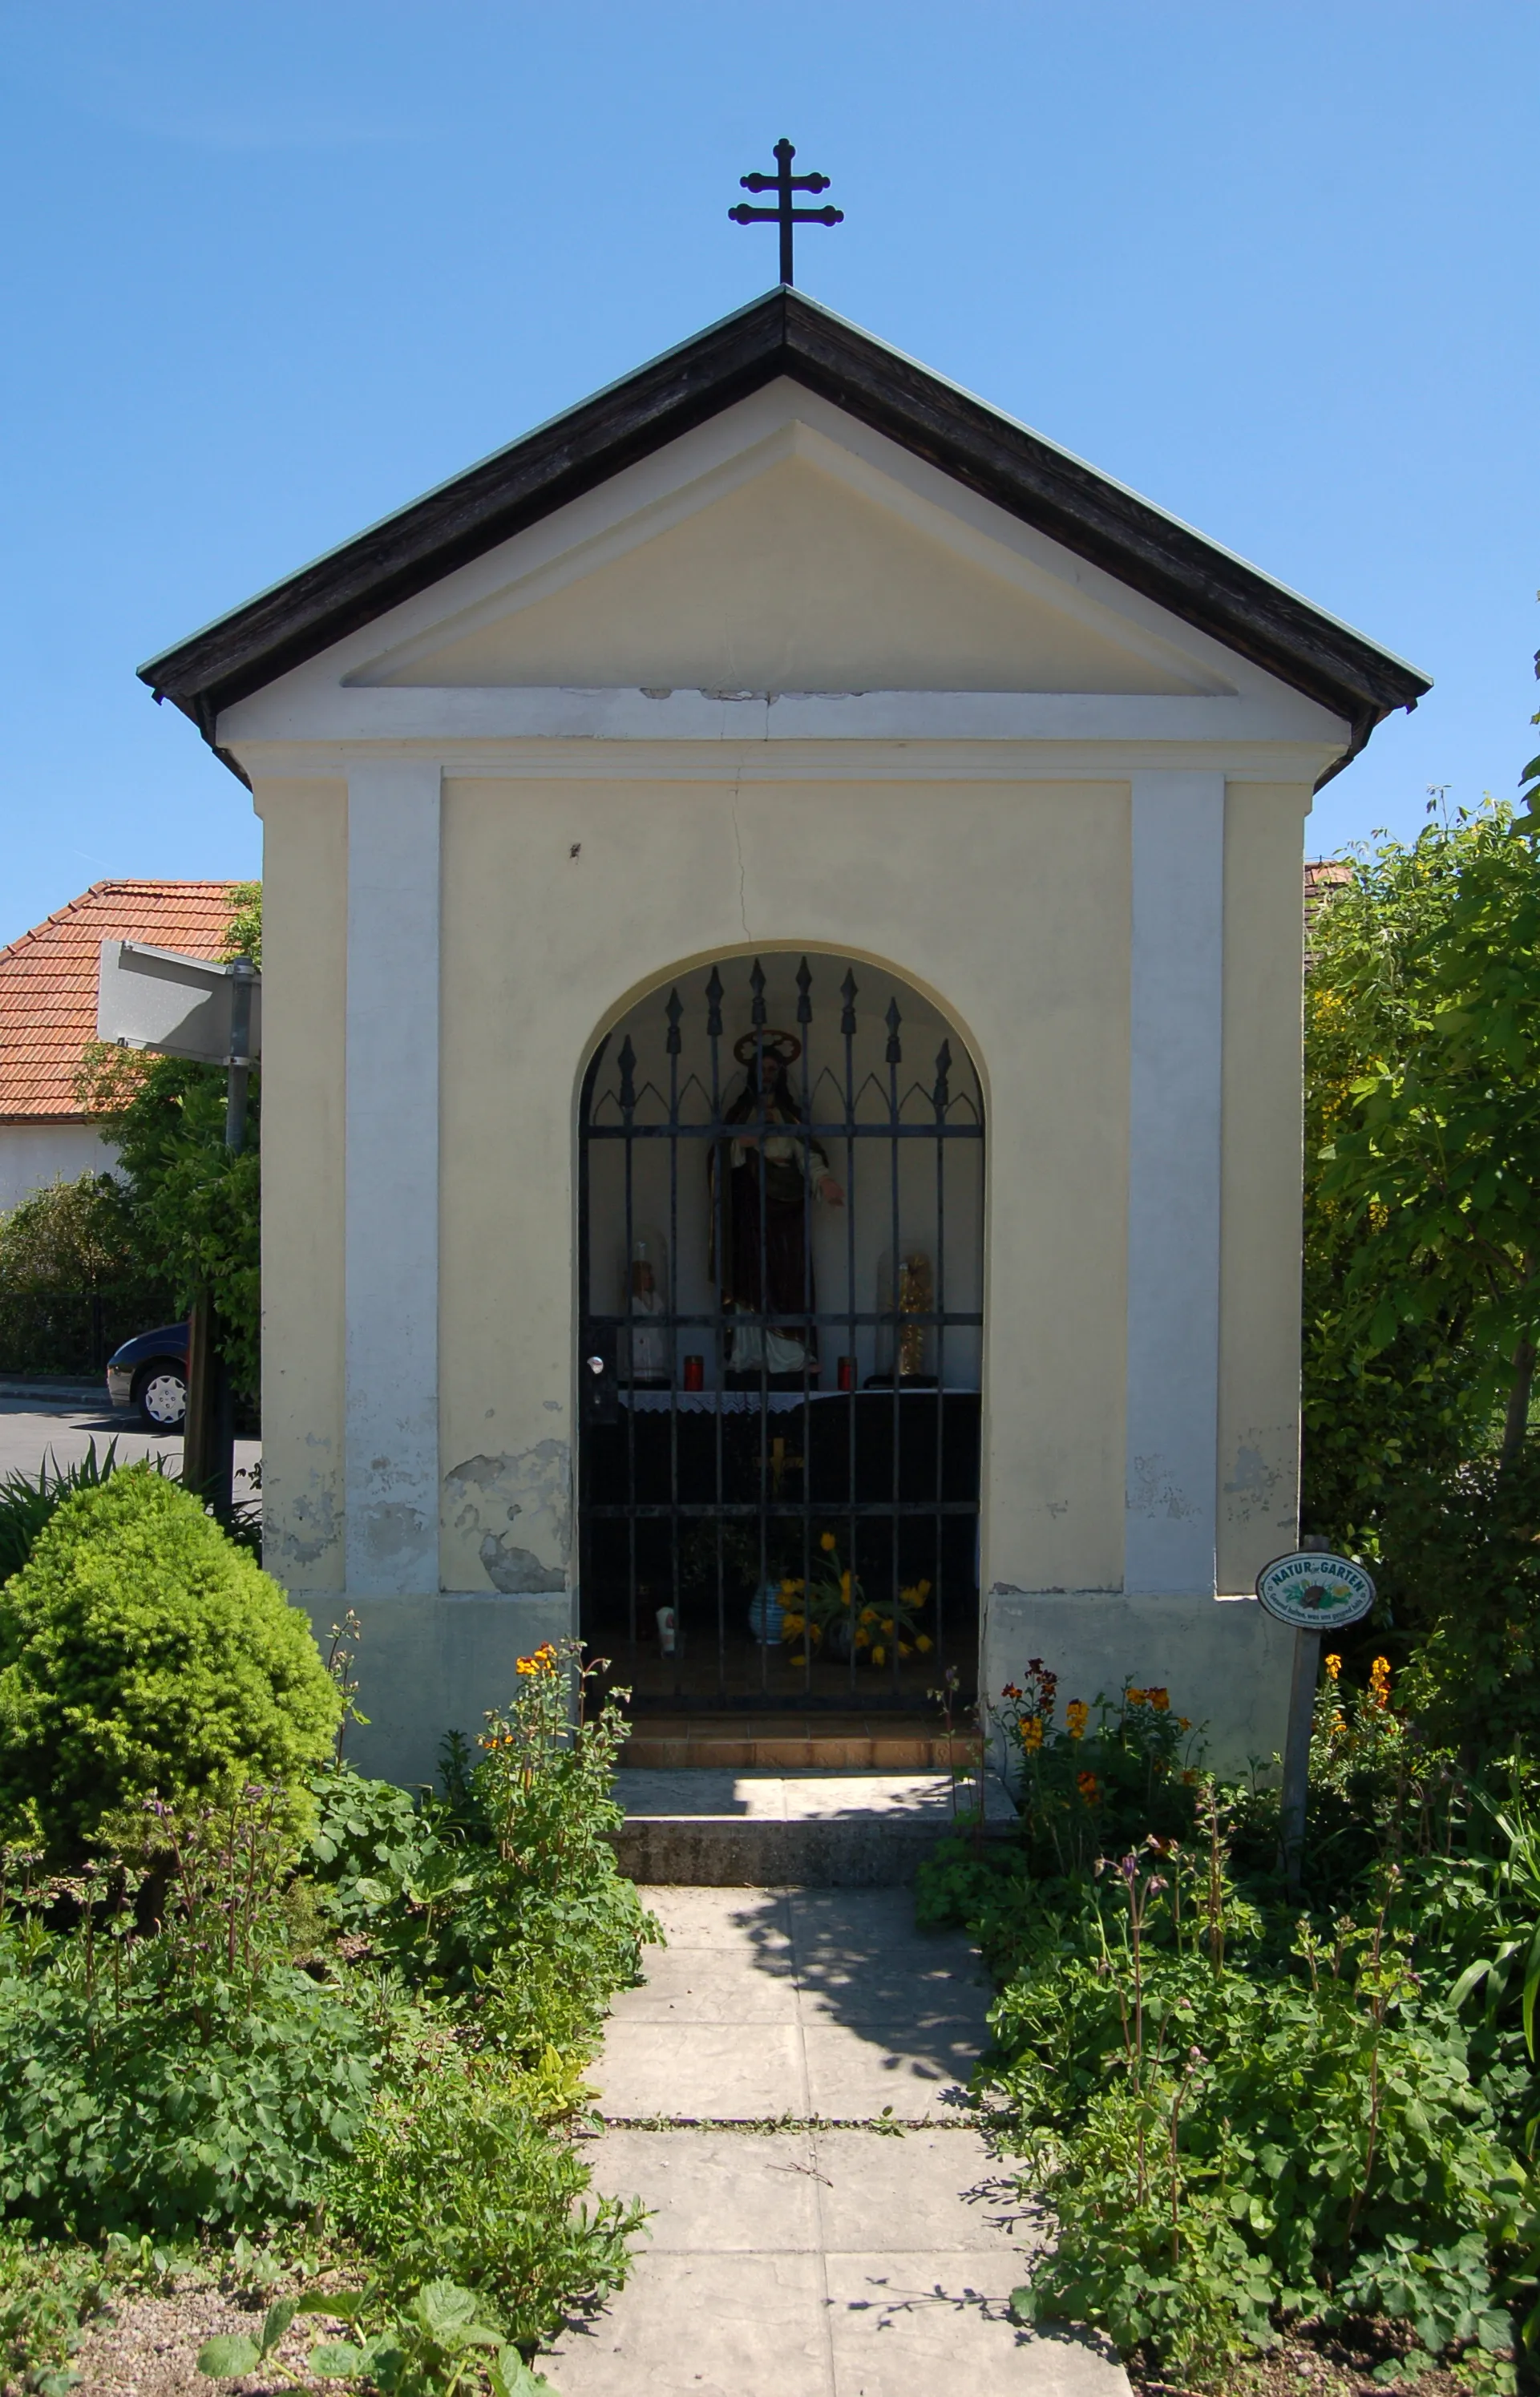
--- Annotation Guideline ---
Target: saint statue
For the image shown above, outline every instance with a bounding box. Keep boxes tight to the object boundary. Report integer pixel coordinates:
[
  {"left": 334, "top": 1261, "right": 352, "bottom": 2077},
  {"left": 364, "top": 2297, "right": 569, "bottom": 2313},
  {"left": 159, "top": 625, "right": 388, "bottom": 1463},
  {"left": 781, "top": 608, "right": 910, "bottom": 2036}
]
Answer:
[{"left": 710, "top": 1031, "right": 843, "bottom": 1382}]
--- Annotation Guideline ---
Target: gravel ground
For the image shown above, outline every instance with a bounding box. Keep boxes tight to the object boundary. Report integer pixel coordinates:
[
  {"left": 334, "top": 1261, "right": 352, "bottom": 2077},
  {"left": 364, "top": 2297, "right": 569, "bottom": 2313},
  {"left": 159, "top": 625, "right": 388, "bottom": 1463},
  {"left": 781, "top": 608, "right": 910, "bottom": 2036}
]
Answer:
[{"left": 67, "top": 2284, "right": 346, "bottom": 2397}]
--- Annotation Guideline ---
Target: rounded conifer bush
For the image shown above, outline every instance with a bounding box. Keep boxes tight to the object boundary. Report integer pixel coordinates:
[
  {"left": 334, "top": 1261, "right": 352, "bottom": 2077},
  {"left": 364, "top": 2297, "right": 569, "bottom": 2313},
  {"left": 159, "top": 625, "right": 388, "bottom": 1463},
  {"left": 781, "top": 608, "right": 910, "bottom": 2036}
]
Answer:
[{"left": 0, "top": 1465, "right": 341, "bottom": 1856}]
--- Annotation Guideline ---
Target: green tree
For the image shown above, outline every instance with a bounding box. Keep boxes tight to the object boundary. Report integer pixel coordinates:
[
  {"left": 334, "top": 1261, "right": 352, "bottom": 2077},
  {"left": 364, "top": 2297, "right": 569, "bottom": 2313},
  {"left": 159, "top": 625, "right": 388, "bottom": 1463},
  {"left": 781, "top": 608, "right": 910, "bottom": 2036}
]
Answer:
[
  {"left": 77, "top": 886, "right": 261, "bottom": 1397},
  {"left": 1313, "top": 800, "right": 1540, "bottom": 1464},
  {"left": 1300, "top": 809, "right": 1520, "bottom": 1542}
]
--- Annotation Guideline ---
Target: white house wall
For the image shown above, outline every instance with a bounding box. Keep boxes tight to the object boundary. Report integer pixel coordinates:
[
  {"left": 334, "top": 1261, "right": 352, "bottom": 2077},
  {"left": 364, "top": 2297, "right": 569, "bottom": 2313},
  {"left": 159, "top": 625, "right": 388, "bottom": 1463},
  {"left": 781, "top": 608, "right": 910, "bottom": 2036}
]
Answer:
[{"left": 0, "top": 1124, "right": 120, "bottom": 1215}]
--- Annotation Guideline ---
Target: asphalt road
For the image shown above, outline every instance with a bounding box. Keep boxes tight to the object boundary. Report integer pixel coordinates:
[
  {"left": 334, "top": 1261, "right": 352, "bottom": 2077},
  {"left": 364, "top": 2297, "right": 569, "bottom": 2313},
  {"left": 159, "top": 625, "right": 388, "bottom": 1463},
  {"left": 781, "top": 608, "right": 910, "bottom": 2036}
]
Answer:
[{"left": 0, "top": 1393, "right": 261, "bottom": 1503}]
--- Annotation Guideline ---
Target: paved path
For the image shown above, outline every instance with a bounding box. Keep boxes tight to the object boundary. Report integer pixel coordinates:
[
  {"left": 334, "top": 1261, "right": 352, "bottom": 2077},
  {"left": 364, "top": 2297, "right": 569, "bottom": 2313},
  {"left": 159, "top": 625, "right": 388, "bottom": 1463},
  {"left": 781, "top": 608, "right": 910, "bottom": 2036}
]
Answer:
[
  {"left": 0, "top": 1399, "right": 259, "bottom": 1502},
  {"left": 543, "top": 1885, "right": 1129, "bottom": 2397}
]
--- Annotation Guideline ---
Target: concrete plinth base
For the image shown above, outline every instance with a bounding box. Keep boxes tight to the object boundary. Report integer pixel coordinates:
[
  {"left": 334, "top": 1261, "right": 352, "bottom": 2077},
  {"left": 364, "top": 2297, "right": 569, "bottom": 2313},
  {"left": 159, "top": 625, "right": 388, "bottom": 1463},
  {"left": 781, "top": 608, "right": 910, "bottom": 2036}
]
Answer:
[
  {"left": 294, "top": 1589, "right": 575, "bottom": 1789},
  {"left": 982, "top": 1589, "right": 1296, "bottom": 1779},
  {"left": 612, "top": 1769, "right": 1017, "bottom": 1886}
]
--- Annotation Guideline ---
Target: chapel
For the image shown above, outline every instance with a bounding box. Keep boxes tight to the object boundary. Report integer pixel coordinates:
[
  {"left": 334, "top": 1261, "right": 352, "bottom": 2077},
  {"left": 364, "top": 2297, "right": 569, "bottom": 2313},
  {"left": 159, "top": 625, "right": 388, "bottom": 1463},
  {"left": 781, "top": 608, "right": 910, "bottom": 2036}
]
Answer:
[{"left": 142, "top": 287, "right": 1427, "bottom": 1785}]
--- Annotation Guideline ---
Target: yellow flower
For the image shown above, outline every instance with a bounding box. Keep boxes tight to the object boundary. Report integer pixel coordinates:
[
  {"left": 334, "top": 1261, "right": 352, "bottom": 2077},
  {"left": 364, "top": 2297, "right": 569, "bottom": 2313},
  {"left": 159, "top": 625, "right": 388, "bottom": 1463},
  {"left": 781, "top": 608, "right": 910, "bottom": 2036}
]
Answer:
[
  {"left": 1369, "top": 1655, "right": 1392, "bottom": 1710},
  {"left": 1178, "top": 1717, "right": 1190, "bottom": 1733},
  {"left": 1021, "top": 1716, "right": 1044, "bottom": 1752},
  {"left": 916, "top": 1579, "right": 932, "bottom": 1599},
  {"left": 840, "top": 1571, "right": 852, "bottom": 1600},
  {"left": 1065, "top": 1700, "right": 1089, "bottom": 1740},
  {"left": 916, "top": 1635, "right": 933, "bottom": 1653},
  {"left": 899, "top": 1643, "right": 913, "bottom": 1659},
  {"left": 859, "top": 1607, "right": 878, "bottom": 1626},
  {"left": 855, "top": 1628, "right": 870, "bottom": 1649},
  {"left": 781, "top": 1614, "right": 805, "bottom": 1638},
  {"left": 1324, "top": 1652, "right": 1342, "bottom": 1681},
  {"left": 820, "top": 1531, "right": 838, "bottom": 1552},
  {"left": 871, "top": 1644, "right": 887, "bottom": 1667}
]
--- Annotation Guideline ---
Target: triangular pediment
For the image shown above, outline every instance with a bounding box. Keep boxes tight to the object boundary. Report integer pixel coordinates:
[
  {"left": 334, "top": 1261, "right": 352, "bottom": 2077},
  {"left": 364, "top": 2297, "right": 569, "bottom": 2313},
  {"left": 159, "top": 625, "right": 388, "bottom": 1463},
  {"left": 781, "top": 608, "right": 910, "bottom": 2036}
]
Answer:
[{"left": 348, "top": 432, "right": 1228, "bottom": 698}]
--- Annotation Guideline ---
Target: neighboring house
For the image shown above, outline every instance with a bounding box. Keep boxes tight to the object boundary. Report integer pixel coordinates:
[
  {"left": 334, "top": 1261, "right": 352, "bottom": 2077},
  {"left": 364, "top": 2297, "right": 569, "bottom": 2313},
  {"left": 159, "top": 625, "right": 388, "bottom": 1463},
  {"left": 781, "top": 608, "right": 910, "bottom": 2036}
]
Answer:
[{"left": 0, "top": 881, "right": 237, "bottom": 1213}]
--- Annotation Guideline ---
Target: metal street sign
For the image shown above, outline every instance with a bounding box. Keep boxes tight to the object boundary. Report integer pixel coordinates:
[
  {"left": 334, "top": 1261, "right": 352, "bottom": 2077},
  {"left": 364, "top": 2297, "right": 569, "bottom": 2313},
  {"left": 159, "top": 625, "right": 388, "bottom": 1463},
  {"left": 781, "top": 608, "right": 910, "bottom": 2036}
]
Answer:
[
  {"left": 97, "top": 940, "right": 261, "bottom": 1065},
  {"left": 1257, "top": 1549, "right": 1376, "bottom": 1631}
]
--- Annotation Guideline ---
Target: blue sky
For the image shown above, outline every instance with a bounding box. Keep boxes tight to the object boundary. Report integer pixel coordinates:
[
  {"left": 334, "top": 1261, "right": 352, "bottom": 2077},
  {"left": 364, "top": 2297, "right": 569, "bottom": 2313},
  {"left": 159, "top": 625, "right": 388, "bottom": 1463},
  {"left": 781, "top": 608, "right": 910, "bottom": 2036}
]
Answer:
[{"left": 2, "top": 2, "right": 1535, "bottom": 949}]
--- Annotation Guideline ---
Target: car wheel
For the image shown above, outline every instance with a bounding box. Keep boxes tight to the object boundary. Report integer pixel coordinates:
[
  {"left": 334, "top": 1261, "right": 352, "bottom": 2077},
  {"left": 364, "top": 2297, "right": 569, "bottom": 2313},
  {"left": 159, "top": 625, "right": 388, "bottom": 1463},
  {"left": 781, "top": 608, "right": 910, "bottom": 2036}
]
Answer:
[{"left": 134, "top": 1363, "right": 188, "bottom": 1432}]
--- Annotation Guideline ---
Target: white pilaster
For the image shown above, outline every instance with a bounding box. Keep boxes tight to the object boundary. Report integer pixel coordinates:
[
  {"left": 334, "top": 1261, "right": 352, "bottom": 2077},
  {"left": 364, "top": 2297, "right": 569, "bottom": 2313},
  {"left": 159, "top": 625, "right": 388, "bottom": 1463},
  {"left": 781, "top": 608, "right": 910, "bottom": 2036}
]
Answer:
[
  {"left": 1125, "top": 771, "right": 1224, "bottom": 1596},
  {"left": 345, "top": 761, "right": 442, "bottom": 1595}
]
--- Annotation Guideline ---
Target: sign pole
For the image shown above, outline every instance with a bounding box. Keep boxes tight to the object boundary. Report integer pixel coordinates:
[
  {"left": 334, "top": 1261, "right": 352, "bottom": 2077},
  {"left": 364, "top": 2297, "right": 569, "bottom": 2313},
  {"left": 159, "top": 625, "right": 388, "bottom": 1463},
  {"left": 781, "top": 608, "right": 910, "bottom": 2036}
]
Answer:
[
  {"left": 99, "top": 944, "right": 262, "bottom": 1521},
  {"left": 1255, "top": 1535, "right": 1375, "bottom": 1899},
  {"left": 1280, "top": 1623, "right": 1322, "bottom": 1893}
]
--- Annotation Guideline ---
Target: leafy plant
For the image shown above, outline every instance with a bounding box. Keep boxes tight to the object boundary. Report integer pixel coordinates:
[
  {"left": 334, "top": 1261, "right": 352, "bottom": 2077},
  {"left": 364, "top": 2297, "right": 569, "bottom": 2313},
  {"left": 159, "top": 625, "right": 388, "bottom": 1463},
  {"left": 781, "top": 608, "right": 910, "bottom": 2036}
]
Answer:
[
  {"left": 199, "top": 2280, "right": 553, "bottom": 2394},
  {"left": 0, "top": 1436, "right": 132, "bottom": 1587},
  {"left": 0, "top": 1465, "right": 342, "bottom": 1857},
  {"left": 992, "top": 1663, "right": 1203, "bottom": 1874}
]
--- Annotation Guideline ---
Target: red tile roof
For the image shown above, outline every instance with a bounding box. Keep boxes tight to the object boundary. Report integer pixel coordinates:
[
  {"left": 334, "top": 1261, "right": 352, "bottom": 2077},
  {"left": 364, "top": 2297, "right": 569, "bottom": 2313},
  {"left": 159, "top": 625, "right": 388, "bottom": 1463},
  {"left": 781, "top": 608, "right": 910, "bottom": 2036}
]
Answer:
[{"left": 0, "top": 882, "right": 240, "bottom": 1123}]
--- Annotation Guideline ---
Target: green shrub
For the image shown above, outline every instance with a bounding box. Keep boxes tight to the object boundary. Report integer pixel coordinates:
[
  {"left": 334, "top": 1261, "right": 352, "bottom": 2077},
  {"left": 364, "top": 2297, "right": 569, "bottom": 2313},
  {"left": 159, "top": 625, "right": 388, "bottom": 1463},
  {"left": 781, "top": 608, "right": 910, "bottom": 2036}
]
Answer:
[
  {"left": 0, "top": 1924, "right": 373, "bottom": 2239},
  {"left": 327, "top": 2046, "right": 641, "bottom": 2348},
  {"left": 0, "top": 1438, "right": 131, "bottom": 1588},
  {"left": 0, "top": 1467, "right": 340, "bottom": 1856},
  {"left": 992, "top": 1663, "right": 1205, "bottom": 1875}
]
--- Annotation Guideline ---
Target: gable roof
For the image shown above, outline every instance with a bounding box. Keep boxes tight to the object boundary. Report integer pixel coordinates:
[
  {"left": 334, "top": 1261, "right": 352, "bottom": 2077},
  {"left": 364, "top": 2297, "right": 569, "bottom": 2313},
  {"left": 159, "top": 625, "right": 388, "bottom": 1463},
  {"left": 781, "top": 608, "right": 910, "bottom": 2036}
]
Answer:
[
  {"left": 139, "top": 287, "right": 1429, "bottom": 785},
  {"left": 0, "top": 882, "right": 238, "bottom": 1124}
]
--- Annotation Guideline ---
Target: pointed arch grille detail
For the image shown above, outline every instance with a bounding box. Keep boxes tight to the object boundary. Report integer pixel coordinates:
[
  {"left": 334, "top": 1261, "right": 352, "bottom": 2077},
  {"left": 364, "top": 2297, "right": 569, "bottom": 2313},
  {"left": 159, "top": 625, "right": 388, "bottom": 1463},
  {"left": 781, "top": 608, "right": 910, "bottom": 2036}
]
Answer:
[{"left": 578, "top": 952, "right": 984, "bottom": 1709}]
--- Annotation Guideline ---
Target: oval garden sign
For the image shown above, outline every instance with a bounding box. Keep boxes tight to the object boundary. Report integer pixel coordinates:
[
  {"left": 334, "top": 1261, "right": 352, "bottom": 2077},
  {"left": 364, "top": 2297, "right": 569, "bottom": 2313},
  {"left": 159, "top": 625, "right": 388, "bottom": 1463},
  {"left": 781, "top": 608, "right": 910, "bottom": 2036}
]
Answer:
[{"left": 1255, "top": 1550, "right": 1376, "bottom": 1631}]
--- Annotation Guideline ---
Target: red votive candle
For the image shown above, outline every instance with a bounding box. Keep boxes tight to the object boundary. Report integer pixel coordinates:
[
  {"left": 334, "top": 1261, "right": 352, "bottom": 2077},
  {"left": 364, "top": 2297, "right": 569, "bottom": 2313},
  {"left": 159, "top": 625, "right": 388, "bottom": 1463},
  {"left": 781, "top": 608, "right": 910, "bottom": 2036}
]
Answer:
[
  {"left": 838, "top": 1356, "right": 857, "bottom": 1393},
  {"left": 683, "top": 1355, "right": 705, "bottom": 1391}
]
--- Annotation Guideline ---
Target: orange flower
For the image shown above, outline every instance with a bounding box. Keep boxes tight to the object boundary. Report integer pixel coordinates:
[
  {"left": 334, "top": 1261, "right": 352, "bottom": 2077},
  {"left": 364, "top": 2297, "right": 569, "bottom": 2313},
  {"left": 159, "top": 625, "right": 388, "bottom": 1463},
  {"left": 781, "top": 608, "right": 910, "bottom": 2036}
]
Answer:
[
  {"left": 1369, "top": 1655, "right": 1392, "bottom": 1710},
  {"left": 820, "top": 1531, "right": 838, "bottom": 1552},
  {"left": 1324, "top": 1653, "right": 1342, "bottom": 1681},
  {"left": 1126, "top": 1688, "right": 1147, "bottom": 1708},
  {"left": 1021, "top": 1716, "right": 1045, "bottom": 1752},
  {"left": 1147, "top": 1688, "right": 1170, "bottom": 1712},
  {"left": 1066, "top": 1701, "right": 1089, "bottom": 1740},
  {"left": 1077, "top": 1770, "right": 1099, "bottom": 1804}
]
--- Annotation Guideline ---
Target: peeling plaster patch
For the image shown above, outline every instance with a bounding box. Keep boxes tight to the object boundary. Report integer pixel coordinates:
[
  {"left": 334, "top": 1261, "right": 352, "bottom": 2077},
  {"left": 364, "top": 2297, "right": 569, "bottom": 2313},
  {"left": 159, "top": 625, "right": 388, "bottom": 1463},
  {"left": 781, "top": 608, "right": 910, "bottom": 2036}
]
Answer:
[
  {"left": 544, "top": 1401, "right": 562, "bottom": 1413},
  {"left": 443, "top": 1453, "right": 511, "bottom": 1490},
  {"left": 444, "top": 1443, "right": 572, "bottom": 1595},
  {"left": 266, "top": 1483, "right": 341, "bottom": 1573},
  {"left": 1223, "top": 1434, "right": 1291, "bottom": 1522},
  {"left": 1127, "top": 1453, "right": 1197, "bottom": 1522},
  {"left": 1045, "top": 1499, "right": 1069, "bottom": 1519},
  {"left": 479, "top": 1535, "right": 566, "bottom": 1594},
  {"left": 360, "top": 1501, "right": 430, "bottom": 1573},
  {"left": 990, "top": 1582, "right": 1027, "bottom": 1597}
]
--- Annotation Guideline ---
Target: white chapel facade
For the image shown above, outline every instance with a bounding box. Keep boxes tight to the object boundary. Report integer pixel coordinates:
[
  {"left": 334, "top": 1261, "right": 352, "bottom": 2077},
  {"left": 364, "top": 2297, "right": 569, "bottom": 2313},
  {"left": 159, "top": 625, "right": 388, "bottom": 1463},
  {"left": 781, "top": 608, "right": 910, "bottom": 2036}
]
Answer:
[{"left": 143, "top": 291, "right": 1427, "bottom": 1785}]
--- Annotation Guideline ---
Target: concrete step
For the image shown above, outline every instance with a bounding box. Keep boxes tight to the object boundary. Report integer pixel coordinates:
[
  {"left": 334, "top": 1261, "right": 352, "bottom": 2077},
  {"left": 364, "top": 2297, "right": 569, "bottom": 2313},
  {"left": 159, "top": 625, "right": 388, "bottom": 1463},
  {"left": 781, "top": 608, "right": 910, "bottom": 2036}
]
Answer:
[
  {"left": 612, "top": 1767, "right": 1016, "bottom": 1887},
  {"left": 618, "top": 1712, "right": 982, "bottom": 1772}
]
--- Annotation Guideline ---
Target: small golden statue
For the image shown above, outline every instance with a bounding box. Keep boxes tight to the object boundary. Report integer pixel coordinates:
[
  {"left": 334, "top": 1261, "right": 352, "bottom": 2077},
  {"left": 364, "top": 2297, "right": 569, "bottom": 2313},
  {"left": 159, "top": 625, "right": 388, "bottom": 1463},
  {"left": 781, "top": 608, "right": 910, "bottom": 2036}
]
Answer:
[{"left": 876, "top": 1249, "right": 933, "bottom": 1380}]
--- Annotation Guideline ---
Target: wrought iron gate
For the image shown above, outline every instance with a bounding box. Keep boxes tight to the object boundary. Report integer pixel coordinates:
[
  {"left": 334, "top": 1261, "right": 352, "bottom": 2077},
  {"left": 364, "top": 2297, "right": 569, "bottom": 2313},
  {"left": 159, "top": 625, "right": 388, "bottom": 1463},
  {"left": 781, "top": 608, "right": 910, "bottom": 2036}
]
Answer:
[{"left": 578, "top": 953, "right": 984, "bottom": 1708}]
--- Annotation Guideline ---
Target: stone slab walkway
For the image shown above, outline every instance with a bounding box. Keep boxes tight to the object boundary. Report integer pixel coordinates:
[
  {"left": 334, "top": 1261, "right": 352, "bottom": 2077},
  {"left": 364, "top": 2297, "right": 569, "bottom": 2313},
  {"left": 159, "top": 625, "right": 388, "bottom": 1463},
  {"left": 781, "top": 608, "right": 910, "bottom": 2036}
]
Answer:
[{"left": 541, "top": 1886, "right": 1130, "bottom": 2397}]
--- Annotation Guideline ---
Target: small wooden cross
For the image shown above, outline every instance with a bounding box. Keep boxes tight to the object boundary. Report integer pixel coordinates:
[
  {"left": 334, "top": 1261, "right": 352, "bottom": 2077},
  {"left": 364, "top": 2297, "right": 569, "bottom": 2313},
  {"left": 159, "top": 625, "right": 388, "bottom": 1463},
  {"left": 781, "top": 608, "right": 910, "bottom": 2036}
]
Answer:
[{"left": 729, "top": 139, "right": 843, "bottom": 286}]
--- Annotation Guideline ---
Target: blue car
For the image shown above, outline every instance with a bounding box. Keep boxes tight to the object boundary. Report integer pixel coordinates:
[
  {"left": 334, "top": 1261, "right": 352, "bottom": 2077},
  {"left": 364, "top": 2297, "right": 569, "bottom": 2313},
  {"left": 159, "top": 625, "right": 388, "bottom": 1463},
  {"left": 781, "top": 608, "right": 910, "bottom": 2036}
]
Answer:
[{"left": 106, "top": 1323, "right": 189, "bottom": 1431}]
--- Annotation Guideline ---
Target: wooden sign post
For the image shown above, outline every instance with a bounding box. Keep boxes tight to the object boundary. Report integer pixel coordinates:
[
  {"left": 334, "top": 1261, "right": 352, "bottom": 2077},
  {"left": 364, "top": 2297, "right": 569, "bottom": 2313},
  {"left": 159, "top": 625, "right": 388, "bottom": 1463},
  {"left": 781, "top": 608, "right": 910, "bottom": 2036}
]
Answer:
[{"left": 1256, "top": 1542, "right": 1376, "bottom": 1892}]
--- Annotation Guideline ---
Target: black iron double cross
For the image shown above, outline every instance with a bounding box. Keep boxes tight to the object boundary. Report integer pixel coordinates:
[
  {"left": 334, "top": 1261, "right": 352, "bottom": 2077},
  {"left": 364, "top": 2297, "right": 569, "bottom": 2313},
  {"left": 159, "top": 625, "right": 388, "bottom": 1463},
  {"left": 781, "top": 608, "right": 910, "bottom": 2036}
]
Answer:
[{"left": 729, "top": 138, "right": 843, "bottom": 285}]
